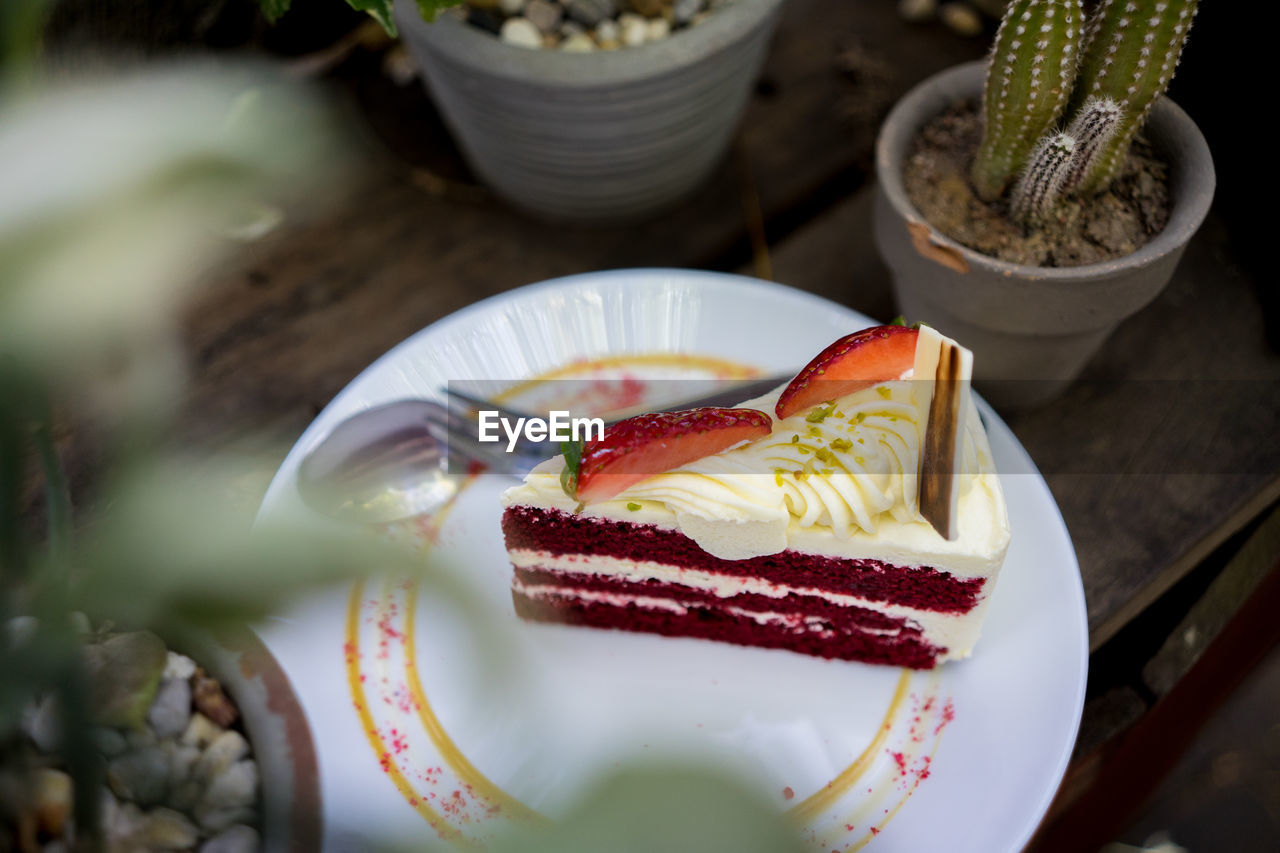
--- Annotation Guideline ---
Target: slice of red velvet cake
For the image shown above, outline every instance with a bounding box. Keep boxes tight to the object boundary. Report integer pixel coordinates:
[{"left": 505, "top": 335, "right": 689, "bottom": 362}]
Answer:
[{"left": 500, "top": 325, "right": 1011, "bottom": 668}]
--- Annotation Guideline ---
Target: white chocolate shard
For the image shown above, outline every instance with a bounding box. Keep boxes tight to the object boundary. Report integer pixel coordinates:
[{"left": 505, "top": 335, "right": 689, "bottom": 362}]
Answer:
[{"left": 913, "top": 325, "right": 974, "bottom": 541}]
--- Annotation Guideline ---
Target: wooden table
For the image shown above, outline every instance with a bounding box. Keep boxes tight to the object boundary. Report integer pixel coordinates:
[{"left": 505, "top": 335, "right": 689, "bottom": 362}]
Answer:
[{"left": 163, "top": 0, "right": 1279, "bottom": 846}]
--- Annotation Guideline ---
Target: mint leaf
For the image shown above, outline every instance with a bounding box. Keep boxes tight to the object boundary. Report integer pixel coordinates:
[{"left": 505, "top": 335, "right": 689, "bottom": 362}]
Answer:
[
  {"left": 889, "top": 315, "right": 907, "bottom": 327},
  {"left": 560, "top": 437, "right": 585, "bottom": 499}
]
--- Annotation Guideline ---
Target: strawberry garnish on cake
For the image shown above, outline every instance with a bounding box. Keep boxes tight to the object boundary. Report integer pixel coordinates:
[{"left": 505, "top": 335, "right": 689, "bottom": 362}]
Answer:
[
  {"left": 774, "top": 325, "right": 918, "bottom": 420},
  {"left": 561, "top": 407, "right": 772, "bottom": 504}
]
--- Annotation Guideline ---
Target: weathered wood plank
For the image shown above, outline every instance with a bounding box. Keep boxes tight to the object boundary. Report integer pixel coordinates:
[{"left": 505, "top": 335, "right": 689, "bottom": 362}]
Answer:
[{"left": 175, "top": 0, "right": 984, "bottom": 446}]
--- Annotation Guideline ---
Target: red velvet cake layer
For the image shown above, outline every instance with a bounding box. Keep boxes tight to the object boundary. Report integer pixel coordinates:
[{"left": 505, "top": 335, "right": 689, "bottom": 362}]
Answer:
[
  {"left": 514, "top": 567, "right": 911, "bottom": 630},
  {"left": 512, "top": 589, "right": 944, "bottom": 669},
  {"left": 502, "top": 506, "right": 983, "bottom": 613}
]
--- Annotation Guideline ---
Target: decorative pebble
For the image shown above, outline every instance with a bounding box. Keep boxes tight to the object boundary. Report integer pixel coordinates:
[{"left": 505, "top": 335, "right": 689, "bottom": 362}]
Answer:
[
  {"left": 500, "top": 15, "right": 543, "bottom": 47},
  {"left": 164, "top": 741, "right": 201, "bottom": 788},
  {"left": 645, "top": 17, "right": 671, "bottom": 40},
  {"left": 199, "top": 760, "right": 259, "bottom": 813},
  {"left": 476, "top": 0, "right": 730, "bottom": 50},
  {"left": 93, "top": 726, "right": 128, "bottom": 757},
  {"left": 162, "top": 652, "right": 197, "bottom": 681},
  {"left": 190, "top": 670, "right": 238, "bottom": 729},
  {"left": 147, "top": 677, "right": 192, "bottom": 739},
  {"left": 126, "top": 726, "right": 158, "bottom": 750},
  {"left": 137, "top": 807, "right": 200, "bottom": 850},
  {"left": 939, "top": 2, "right": 983, "bottom": 36},
  {"left": 595, "top": 19, "right": 619, "bottom": 42},
  {"left": 21, "top": 694, "right": 61, "bottom": 752},
  {"left": 618, "top": 12, "right": 648, "bottom": 45},
  {"left": 180, "top": 712, "right": 223, "bottom": 749},
  {"left": 898, "top": 0, "right": 937, "bottom": 22},
  {"left": 84, "top": 631, "right": 168, "bottom": 729},
  {"left": 6, "top": 615, "right": 37, "bottom": 647},
  {"left": 672, "top": 0, "right": 704, "bottom": 25},
  {"left": 195, "top": 802, "right": 257, "bottom": 836},
  {"left": 168, "top": 778, "right": 203, "bottom": 813},
  {"left": 105, "top": 797, "right": 147, "bottom": 847},
  {"left": 561, "top": 32, "right": 597, "bottom": 51},
  {"left": 200, "top": 824, "right": 260, "bottom": 853},
  {"left": 107, "top": 746, "right": 169, "bottom": 807},
  {"left": 523, "top": 0, "right": 563, "bottom": 33},
  {"left": 195, "top": 730, "right": 251, "bottom": 782},
  {"left": 567, "top": 0, "right": 608, "bottom": 27},
  {"left": 32, "top": 769, "right": 72, "bottom": 837}
]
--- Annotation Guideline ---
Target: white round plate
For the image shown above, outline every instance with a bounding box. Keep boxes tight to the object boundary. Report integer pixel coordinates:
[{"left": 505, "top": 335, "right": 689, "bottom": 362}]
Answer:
[{"left": 257, "top": 269, "right": 1088, "bottom": 852}]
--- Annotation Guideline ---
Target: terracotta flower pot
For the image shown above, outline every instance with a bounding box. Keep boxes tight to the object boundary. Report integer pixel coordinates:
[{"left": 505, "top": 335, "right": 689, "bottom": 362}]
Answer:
[
  {"left": 873, "top": 61, "right": 1215, "bottom": 409},
  {"left": 179, "top": 626, "right": 321, "bottom": 851},
  {"left": 394, "top": 0, "right": 785, "bottom": 224}
]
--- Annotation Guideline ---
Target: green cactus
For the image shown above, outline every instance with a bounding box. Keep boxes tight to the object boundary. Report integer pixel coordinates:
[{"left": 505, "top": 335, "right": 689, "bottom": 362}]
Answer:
[
  {"left": 1070, "top": 0, "right": 1200, "bottom": 193},
  {"left": 1062, "top": 96, "right": 1124, "bottom": 191},
  {"left": 971, "top": 0, "right": 1084, "bottom": 201},
  {"left": 1011, "top": 132, "right": 1076, "bottom": 223}
]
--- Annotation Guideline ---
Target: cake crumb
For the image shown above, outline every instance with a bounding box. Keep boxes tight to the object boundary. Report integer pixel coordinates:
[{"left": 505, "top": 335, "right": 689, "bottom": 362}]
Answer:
[{"left": 783, "top": 786, "right": 795, "bottom": 800}]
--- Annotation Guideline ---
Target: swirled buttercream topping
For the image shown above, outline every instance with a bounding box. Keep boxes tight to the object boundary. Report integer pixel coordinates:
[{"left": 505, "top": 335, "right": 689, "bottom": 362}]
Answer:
[{"left": 504, "top": 378, "right": 997, "bottom": 561}]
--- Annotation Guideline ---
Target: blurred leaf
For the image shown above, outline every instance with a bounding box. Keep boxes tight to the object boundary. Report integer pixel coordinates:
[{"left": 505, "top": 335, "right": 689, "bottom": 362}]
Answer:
[
  {"left": 82, "top": 631, "right": 166, "bottom": 728},
  {"left": 492, "top": 766, "right": 806, "bottom": 853},
  {"left": 415, "top": 0, "right": 464, "bottom": 22},
  {"left": 0, "top": 67, "right": 349, "bottom": 418},
  {"left": 257, "top": 0, "right": 293, "bottom": 23},
  {"left": 347, "top": 0, "right": 398, "bottom": 36},
  {"left": 0, "top": 0, "right": 53, "bottom": 81}
]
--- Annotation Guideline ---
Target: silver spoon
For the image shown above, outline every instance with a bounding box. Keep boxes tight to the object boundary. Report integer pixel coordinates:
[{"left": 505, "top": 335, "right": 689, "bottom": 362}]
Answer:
[{"left": 295, "top": 400, "right": 467, "bottom": 524}]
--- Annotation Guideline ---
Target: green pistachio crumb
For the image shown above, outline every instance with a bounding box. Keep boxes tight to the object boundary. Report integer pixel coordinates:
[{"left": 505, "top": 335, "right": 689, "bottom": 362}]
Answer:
[
  {"left": 876, "top": 386, "right": 891, "bottom": 399},
  {"left": 791, "top": 434, "right": 800, "bottom": 444},
  {"left": 830, "top": 438, "right": 853, "bottom": 452},
  {"left": 626, "top": 502, "right": 641, "bottom": 511},
  {"left": 806, "top": 403, "right": 835, "bottom": 423}
]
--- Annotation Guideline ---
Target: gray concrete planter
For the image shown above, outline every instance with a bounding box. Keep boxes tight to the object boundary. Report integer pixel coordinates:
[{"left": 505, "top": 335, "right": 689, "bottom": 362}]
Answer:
[
  {"left": 873, "top": 61, "right": 1215, "bottom": 408},
  {"left": 394, "top": 0, "right": 785, "bottom": 224}
]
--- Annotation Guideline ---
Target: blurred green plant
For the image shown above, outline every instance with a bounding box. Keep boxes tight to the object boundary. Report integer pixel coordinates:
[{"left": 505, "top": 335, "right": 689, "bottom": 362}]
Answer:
[
  {"left": 258, "top": 0, "right": 464, "bottom": 36},
  {"left": 0, "top": 63, "right": 390, "bottom": 847},
  {"left": 0, "top": 62, "right": 804, "bottom": 853}
]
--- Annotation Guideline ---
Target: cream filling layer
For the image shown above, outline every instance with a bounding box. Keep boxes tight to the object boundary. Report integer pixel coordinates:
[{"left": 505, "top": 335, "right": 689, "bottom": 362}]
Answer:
[
  {"left": 509, "top": 550, "right": 995, "bottom": 660},
  {"left": 513, "top": 581, "right": 863, "bottom": 641}
]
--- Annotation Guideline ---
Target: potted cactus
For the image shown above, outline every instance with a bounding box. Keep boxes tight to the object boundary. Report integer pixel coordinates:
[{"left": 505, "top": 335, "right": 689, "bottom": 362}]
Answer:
[{"left": 873, "top": 0, "right": 1214, "bottom": 407}]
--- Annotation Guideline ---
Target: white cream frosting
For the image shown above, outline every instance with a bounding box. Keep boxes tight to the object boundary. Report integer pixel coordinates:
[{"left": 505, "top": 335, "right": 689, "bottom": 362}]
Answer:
[{"left": 501, "top": 380, "right": 1010, "bottom": 567}]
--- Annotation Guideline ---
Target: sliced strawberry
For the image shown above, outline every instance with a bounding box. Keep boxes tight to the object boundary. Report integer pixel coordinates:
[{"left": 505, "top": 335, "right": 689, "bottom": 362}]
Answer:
[
  {"left": 775, "top": 325, "right": 919, "bottom": 419},
  {"left": 565, "top": 407, "right": 772, "bottom": 504}
]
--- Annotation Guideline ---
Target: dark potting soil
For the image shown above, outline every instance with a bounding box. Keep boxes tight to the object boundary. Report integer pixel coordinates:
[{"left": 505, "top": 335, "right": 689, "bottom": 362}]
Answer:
[{"left": 903, "top": 102, "right": 1172, "bottom": 267}]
